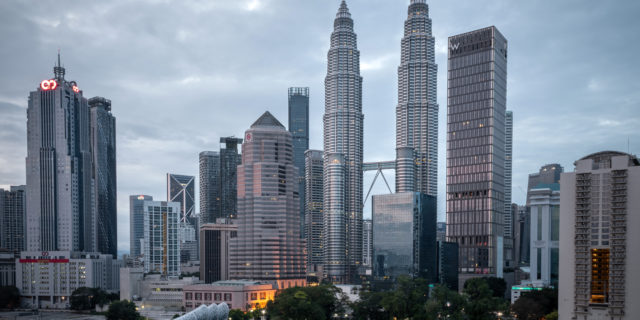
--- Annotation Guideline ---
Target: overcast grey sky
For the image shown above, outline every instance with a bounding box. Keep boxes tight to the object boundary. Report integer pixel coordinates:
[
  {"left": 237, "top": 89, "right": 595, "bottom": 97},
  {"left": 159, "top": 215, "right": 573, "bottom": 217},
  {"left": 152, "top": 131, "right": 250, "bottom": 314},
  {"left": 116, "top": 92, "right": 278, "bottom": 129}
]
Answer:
[{"left": 1, "top": 0, "right": 639, "bottom": 253}]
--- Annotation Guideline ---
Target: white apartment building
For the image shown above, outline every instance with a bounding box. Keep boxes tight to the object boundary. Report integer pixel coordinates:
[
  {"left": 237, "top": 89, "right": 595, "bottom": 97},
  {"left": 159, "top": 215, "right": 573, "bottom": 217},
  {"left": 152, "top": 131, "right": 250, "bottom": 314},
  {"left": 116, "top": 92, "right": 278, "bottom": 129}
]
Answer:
[{"left": 559, "top": 151, "right": 640, "bottom": 320}]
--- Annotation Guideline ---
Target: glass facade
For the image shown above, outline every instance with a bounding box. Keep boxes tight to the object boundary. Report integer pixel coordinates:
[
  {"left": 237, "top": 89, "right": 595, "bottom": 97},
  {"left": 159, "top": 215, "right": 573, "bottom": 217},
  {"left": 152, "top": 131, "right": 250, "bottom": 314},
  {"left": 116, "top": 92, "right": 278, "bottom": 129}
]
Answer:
[
  {"left": 0, "top": 186, "right": 26, "bottom": 253},
  {"left": 129, "top": 195, "right": 153, "bottom": 257},
  {"left": 288, "top": 87, "right": 310, "bottom": 238},
  {"left": 89, "top": 97, "right": 118, "bottom": 257},
  {"left": 446, "top": 26, "right": 508, "bottom": 275},
  {"left": 372, "top": 192, "right": 436, "bottom": 282}
]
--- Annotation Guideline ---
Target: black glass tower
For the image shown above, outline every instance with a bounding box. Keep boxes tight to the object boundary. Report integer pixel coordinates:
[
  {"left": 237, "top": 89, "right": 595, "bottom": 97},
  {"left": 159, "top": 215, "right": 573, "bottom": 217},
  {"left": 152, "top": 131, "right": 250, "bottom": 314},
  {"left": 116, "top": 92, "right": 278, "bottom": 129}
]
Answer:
[
  {"left": 220, "top": 137, "right": 243, "bottom": 219},
  {"left": 89, "top": 97, "right": 117, "bottom": 257},
  {"left": 288, "top": 87, "right": 310, "bottom": 237}
]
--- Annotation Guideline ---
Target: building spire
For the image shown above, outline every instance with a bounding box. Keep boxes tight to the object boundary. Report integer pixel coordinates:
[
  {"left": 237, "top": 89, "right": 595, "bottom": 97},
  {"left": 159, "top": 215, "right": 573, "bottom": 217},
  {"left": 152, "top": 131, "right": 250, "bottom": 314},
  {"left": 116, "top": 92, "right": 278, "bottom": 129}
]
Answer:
[
  {"left": 54, "top": 49, "right": 65, "bottom": 81},
  {"left": 336, "top": 0, "right": 351, "bottom": 18}
]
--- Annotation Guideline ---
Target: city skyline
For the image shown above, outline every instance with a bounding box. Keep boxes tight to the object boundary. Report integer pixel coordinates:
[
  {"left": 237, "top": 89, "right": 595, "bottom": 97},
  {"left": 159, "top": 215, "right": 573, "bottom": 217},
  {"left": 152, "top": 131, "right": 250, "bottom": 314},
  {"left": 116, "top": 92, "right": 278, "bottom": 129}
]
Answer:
[{"left": 0, "top": 0, "right": 638, "bottom": 253}]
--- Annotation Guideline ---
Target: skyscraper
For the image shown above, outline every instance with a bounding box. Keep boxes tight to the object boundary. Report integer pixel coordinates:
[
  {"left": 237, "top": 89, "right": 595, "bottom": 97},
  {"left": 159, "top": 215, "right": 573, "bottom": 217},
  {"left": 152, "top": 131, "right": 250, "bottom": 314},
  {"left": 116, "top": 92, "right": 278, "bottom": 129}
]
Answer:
[
  {"left": 230, "top": 112, "right": 306, "bottom": 288},
  {"left": 559, "top": 151, "right": 640, "bottom": 319},
  {"left": 288, "top": 87, "right": 310, "bottom": 237},
  {"left": 199, "top": 138, "right": 243, "bottom": 224},
  {"left": 26, "top": 56, "right": 95, "bottom": 252},
  {"left": 168, "top": 173, "right": 198, "bottom": 262},
  {"left": 503, "top": 110, "right": 514, "bottom": 267},
  {"left": 395, "top": 0, "right": 438, "bottom": 195},
  {"left": 305, "top": 150, "right": 324, "bottom": 272},
  {"left": 323, "top": 0, "right": 364, "bottom": 283},
  {"left": 199, "top": 151, "right": 221, "bottom": 224},
  {"left": 362, "top": 219, "right": 373, "bottom": 272},
  {"left": 219, "top": 137, "right": 243, "bottom": 219},
  {"left": 446, "top": 26, "right": 508, "bottom": 280},
  {"left": 143, "top": 200, "right": 180, "bottom": 276},
  {"left": 372, "top": 192, "right": 437, "bottom": 281},
  {"left": 0, "top": 186, "right": 26, "bottom": 253},
  {"left": 130, "top": 195, "right": 153, "bottom": 257},
  {"left": 89, "top": 97, "right": 117, "bottom": 257},
  {"left": 167, "top": 174, "right": 196, "bottom": 223}
]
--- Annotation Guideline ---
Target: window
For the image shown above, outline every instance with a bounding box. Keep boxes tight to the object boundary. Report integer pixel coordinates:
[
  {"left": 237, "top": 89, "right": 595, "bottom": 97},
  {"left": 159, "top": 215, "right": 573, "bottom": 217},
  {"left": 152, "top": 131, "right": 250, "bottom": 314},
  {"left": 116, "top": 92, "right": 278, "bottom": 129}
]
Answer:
[
  {"left": 250, "top": 293, "right": 258, "bottom": 301},
  {"left": 214, "top": 293, "right": 221, "bottom": 301},
  {"left": 224, "top": 293, "right": 232, "bottom": 301},
  {"left": 551, "top": 206, "right": 560, "bottom": 241},
  {"left": 590, "top": 249, "right": 610, "bottom": 305},
  {"left": 260, "top": 292, "right": 266, "bottom": 300},
  {"left": 195, "top": 293, "right": 202, "bottom": 300},
  {"left": 185, "top": 292, "right": 192, "bottom": 300}
]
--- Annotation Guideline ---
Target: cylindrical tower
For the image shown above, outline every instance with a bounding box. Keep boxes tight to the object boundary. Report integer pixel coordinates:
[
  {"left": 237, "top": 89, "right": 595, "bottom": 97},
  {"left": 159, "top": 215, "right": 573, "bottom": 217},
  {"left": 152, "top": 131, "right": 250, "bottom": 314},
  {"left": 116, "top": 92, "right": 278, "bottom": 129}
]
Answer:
[
  {"left": 395, "top": 147, "right": 415, "bottom": 193},
  {"left": 323, "top": 0, "right": 364, "bottom": 283}
]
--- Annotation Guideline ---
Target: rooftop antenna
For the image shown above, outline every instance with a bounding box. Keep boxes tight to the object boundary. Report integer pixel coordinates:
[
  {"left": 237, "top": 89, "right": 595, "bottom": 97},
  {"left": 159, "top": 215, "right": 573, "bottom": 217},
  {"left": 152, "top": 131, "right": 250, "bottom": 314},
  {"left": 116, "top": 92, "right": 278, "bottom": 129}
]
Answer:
[{"left": 54, "top": 49, "right": 65, "bottom": 81}]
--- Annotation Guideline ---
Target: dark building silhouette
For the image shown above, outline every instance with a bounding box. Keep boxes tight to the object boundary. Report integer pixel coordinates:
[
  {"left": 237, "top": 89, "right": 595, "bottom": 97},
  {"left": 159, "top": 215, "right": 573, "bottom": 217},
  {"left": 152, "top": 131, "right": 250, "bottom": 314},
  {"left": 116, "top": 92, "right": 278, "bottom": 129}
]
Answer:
[
  {"left": 219, "top": 137, "right": 243, "bottom": 219},
  {"left": 200, "top": 221, "right": 237, "bottom": 283},
  {"left": 437, "top": 241, "right": 459, "bottom": 291}
]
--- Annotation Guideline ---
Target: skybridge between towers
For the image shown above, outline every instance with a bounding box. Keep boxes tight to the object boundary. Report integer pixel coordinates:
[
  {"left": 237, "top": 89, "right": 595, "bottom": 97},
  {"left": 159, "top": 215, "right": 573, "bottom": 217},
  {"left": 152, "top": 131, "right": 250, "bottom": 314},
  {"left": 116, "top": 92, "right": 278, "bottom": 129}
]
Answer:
[{"left": 363, "top": 160, "right": 395, "bottom": 206}]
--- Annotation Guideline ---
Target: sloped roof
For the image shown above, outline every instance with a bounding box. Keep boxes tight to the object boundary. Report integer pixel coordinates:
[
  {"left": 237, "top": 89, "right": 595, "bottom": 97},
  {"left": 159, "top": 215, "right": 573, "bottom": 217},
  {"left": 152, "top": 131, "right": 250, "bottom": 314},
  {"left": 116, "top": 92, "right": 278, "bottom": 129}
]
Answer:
[{"left": 250, "top": 111, "right": 285, "bottom": 128}]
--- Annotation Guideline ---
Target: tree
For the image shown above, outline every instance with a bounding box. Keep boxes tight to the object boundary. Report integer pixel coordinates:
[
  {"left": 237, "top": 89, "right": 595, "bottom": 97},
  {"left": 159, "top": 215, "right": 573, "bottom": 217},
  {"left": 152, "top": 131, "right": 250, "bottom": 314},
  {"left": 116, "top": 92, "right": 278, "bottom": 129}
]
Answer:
[
  {"left": 229, "top": 309, "right": 251, "bottom": 320},
  {"left": 70, "top": 287, "right": 115, "bottom": 310},
  {"left": 511, "top": 289, "right": 557, "bottom": 320},
  {"left": 379, "top": 276, "right": 431, "bottom": 320},
  {"left": 463, "top": 277, "right": 507, "bottom": 299},
  {"left": 424, "top": 285, "right": 467, "bottom": 320},
  {"left": 351, "top": 291, "right": 390, "bottom": 320},
  {"left": 545, "top": 310, "right": 558, "bottom": 320},
  {"left": 106, "top": 300, "right": 142, "bottom": 320},
  {"left": 463, "top": 278, "right": 508, "bottom": 320},
  {"left": 0, "top": 286, "right": 20, "bottom": 309},
  {"left": 267, "top": 285, "right": 344, "bottom": 320}
]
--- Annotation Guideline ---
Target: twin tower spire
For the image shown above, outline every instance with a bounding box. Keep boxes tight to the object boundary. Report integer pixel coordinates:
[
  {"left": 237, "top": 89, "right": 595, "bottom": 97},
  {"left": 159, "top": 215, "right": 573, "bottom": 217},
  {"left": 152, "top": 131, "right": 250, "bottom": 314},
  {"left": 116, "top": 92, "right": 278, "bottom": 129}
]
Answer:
[{"left": 322, "top": 0, "right": 437, "bottom": 283}]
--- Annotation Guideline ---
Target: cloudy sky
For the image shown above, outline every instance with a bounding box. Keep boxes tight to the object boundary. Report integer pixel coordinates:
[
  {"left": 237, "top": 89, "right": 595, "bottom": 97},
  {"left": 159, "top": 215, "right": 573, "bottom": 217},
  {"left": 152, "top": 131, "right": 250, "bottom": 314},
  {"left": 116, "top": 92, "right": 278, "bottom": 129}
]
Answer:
[{"left": 1, "top": 0, "right": 639, "bottom": 254}]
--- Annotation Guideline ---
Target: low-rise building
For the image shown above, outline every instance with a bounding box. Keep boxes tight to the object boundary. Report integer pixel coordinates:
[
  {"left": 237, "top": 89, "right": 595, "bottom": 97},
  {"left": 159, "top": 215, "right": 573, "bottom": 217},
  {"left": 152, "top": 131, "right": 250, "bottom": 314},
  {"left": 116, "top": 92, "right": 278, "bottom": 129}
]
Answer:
[
  {"left": 137, "top": 275, "right": 201, "bottom": 309},
  {"left": 16, "top": 251, "right": 122, "bottom": 309},
  {"left": 183, "top": 280, "right": 276, "bottom": 312}
]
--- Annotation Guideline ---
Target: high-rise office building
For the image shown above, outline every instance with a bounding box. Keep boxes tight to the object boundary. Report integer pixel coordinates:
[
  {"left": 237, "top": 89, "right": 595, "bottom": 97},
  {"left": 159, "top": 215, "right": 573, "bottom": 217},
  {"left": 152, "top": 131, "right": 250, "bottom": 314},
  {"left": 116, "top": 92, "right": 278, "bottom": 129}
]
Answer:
[
  {"left": 130, "top": 195, "right": 153, "bottom": 257},
  {"left": 528, "top": 184, "right": 560, "bottom": 286},
  {"left": 26, "top": 56, "right": 95, "bottom": 252},
  {"left": 362, "top": 219, "right": 373, "bottom": 271},
  {"left": 200, "top": 138, "right": 243, "bottom": 224},
  {"left": 0, "top": 186, "right": 26, "bottom": 253},
  {"left": 288, "top": 88, "right": 310, "bottom": 237},
  {"left": 230, "top": 112, "right": 306, "bottom": 289},
  {"left": 503, "top": 110, "right": 514, "bottom": 268},
  {"left": 199, "top": 151, "right": 221, "bottom": 224},
  {"left": 305, "top": 150, "right": 324, "bottom": 271},
  {"left": 436, "top": 222, "right": 446, "bottom": 242},
  {"left": 219, "top": 137, "right": 243, "bottom": 219},
  {"left": 395, "top": 0, "right": 438, "bottom": 196},
  {"left": 167, "top": 174, "right": 196, "bottom": 223},
  {"left": 200, "top": 221, "right": 237, "bottom": 283},
  {"left": 446, "top": 26, "right": 508, "bottom": 280},
  {"left": 372, "top": 192, "right": 436, "bottom": 282},
  {"left": 143, "top": 201, "right": 180, "bottom": 276},
  {"left": 167, "top": 173, "right": 198, "bottom": 262},
  {"left": 517, "top": 164, "right": 563, "bottom": 266},
  {"left": 323, "top": 0, "right": 364, "bottom": 283},
  {"left": 89, "top": 97, "right": 117, "bottom": 257},
  {"left": 559, "top": 151, "right": 640, "bottom": 319}
]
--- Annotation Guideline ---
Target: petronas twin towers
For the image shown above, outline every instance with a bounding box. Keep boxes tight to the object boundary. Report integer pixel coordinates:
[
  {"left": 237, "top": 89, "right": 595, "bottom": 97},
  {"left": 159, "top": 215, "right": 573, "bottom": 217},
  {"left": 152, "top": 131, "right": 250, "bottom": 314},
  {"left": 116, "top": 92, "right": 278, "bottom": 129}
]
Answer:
[{"left": 323, "top": 0, "right": 437, "bottom": 283}]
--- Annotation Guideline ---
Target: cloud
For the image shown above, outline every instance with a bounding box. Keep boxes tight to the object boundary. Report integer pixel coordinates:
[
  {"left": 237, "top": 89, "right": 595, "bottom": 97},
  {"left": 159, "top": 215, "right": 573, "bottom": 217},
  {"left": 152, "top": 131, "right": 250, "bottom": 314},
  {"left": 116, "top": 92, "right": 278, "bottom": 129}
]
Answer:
[{"left": 1, "top": 0, "right": 639, "bottom": 252}]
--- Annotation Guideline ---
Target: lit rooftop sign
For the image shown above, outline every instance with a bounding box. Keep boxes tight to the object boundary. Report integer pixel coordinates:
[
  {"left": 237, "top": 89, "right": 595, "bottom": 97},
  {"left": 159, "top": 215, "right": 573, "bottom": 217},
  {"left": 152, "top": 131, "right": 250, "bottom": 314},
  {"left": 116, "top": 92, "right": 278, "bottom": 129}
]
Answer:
[{"left": 40, "top": 79, "right": 58, "bottom": 91}]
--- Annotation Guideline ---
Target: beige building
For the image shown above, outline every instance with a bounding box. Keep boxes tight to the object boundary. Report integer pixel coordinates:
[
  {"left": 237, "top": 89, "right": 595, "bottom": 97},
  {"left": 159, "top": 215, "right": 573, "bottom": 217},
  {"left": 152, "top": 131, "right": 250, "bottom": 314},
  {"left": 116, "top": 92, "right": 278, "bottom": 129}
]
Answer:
[
  {"left": 559, "top": 151, "right": 640, "bottom": 319},
  {"left": 183, "top": 280, "right": 276, "bottom": 312}
]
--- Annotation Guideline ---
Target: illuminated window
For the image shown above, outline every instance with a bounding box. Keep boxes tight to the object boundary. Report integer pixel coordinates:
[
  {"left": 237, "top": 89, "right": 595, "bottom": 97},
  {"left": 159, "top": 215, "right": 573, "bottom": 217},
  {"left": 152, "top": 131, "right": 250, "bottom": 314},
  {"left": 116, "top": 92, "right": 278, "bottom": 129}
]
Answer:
[{"left": 590, "top": 249, "right": 610, "bottom": 305}]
